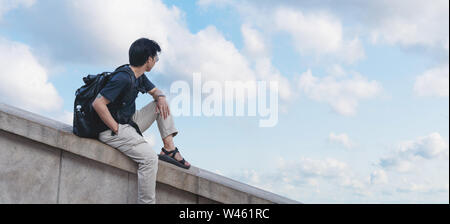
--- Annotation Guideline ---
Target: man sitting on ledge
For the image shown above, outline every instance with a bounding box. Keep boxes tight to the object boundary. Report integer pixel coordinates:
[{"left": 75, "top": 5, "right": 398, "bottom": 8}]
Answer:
[{"left": 92, "top": 38, "right": 191, "bottom": 204}]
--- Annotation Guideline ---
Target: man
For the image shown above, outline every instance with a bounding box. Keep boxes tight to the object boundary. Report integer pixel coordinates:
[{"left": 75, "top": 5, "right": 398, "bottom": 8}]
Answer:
[{"left": 92, "top": 38, "right": 190, "bottom": 204}]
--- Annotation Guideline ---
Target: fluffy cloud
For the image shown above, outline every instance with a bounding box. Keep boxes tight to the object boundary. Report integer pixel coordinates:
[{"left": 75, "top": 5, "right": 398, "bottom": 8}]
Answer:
[
  {"left": 241, "top": 24, "right": 292, "bottom": 101},
  {"left": 200, "top": 0, "right": 449, "bottom": 54},
  {"left": 368, "top": 0, "right": 449, "bottom": 51},
  {"left": 328, "top": 132, "right": 353, "bottom": 149},
  {"left": 277, "top": 156, "right": 368, "bottom": 196},
  {"left": 379, "top": 132, "right": 449, "bottom": 172},
  {"left": 0, "top": 0, "right": 35, "bottom": 21},
  {"left": 370, "top": 169, "right": 388, "bottom": 185},
  {"left": 274, "top": 8, "right": 342, "bottom": 55},
  {"left": 229, "top": 156, "right": 370, "bottom": 203},
  {"left": 396, "top": 180, "right": 449, "bottom": 194},
  {"left": 165, "top": 25, "right": 255, "bottom": 82},
  {"left": 414, "top": 64, "right": 449, "bottom": 97},
  {"left": 400, "top": 133, "right": 449, "bottom": 160},
  {"left": 226, "top": 137, "right": 448, "bottom": 203},
  {"left": 0, "top": 37, "right": 63, "bottom": 113},
  {"left": 241, "top": 24, "right": 268, "bottom": 57},
  {"left": 280, "top": 157, "right": 349, "bottom": 179},
  {"left": 200, "top": 1, "right": 366, "bottom": 64},
  {"left": 54, "top": 110, "right": 73, "bottom": 126},
  {"left": 297, "top": 69, "right": 382, "bottom": 116},
  {"left": 233, "top": 152, "right": 447, "bottom": 203},
  {"left": 273, "top": 7, "right": 365, "bottom": 64}
]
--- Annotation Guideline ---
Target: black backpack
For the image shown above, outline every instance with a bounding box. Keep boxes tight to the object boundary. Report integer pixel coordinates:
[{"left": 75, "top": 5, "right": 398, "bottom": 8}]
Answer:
[{"left": 72, "top": 65, "right": 132, "bottom": 139}]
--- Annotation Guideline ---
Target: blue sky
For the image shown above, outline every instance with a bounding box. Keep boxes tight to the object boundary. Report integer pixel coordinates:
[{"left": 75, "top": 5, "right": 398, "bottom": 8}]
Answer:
[{"left": 0, "top": 0, "right": 448, "bottom": 203}]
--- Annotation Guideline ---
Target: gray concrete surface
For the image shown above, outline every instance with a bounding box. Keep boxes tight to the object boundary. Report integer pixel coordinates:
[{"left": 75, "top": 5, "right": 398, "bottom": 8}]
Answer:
[{"left": 0, "top": 103, "right": 300, "bottom": 204}]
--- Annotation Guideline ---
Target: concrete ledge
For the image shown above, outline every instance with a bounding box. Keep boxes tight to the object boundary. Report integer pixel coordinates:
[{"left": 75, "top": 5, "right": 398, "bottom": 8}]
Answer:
[{"left": 0, "top": 103, "right": 300, "bottom": 204}]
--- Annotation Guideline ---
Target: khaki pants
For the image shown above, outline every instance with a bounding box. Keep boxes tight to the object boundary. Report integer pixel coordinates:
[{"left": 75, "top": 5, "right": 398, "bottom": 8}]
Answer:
[{"left": 98, "top": 100, "right": 178, "bottom": 204}]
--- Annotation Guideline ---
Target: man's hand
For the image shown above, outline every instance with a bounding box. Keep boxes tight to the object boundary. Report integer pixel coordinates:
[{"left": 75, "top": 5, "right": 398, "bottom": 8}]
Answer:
[
  {"left": 156, "top": 96, "right": 170, "bottom": 120},
  {"left": 149, "top": 88, "right": 170, "bottom": 120},
  {"left": 92, "top": 94, "right": 120, "bottom": 134},
  {"left": 113, "top": 123, "right": 119, "bottom": 134}
]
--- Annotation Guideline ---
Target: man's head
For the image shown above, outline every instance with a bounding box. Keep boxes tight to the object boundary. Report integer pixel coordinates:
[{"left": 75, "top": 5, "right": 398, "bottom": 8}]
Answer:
[{"left": 129, "top": 38, "right": 161, "bottom": 72}]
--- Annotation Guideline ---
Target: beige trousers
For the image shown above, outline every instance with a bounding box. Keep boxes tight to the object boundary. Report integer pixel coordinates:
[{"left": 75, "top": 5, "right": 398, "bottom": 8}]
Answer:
[{"left": 98, "top": 100, "right": 178, "bottom": 204}]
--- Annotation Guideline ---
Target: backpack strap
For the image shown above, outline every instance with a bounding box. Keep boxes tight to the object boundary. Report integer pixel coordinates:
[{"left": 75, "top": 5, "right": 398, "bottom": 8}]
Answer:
[
  {"left": 108, "top": 64, "right": 134, "bottom": 108},
  {"left": 109, "top": 64, "right": 144, "bottom": 137}
]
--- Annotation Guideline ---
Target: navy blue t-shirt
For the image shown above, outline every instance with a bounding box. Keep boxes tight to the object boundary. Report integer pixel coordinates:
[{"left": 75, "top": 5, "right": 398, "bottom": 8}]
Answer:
[{"left": 97, "top": 65, "right": 155, "bottom": 133}]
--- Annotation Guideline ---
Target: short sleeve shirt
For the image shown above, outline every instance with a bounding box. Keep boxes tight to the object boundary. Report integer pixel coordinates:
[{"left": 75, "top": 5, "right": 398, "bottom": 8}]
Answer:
[{"left": 97, "top": 65, "right": 156, "bottom": 132}]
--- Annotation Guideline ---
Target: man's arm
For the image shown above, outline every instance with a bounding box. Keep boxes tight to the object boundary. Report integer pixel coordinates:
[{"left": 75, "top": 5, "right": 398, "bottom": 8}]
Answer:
[
  {"left": 92, "top": 94, "right": 119, "bottom": 134},
  {"left": 148, "top": 87, "right": 164, "bottom": 100},
  {"left": 148, "top": 87, "right": 170, "bottom": 119}
]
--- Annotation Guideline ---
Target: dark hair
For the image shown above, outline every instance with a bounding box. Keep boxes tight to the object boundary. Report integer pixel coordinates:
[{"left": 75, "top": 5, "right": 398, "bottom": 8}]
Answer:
[{"left": 129, "top": 38, "right": 161, "bottom": 66}]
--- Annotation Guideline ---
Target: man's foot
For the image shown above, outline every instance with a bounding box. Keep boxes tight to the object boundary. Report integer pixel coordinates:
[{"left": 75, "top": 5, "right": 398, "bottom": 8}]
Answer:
[{"left": 159, "top": 147, "right": 191, "bottom": 169}]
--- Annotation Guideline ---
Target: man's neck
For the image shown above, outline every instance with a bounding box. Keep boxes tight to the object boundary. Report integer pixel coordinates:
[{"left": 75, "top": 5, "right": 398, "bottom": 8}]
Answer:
[{"left": 129, "top": 65, "right": 145, "bottom": 79}]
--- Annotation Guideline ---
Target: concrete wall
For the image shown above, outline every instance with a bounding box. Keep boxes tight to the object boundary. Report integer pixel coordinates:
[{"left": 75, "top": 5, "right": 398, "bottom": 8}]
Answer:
[{"left": 0, "top": 103, "right": 300, "bottom": 204}]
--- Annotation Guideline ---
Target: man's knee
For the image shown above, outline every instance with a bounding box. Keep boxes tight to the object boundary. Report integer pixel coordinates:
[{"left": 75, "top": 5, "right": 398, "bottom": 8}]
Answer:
[
  {"left": 133, "top": 142, "right": 158, "bottom": 166},
  {"left": 142, "top": 150, "right": 158, "bottom": 166}
]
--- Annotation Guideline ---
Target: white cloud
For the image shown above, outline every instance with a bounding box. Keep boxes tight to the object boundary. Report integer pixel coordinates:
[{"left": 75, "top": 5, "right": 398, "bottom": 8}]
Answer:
[
  {"left": 414, "top": 64, "right": 449, "bottom": 97},
  {"left": 241, "top": 23, "right": 268, "bottom": 57},
  {"left": 201, "top": 0, "right": 449, "bottom": 54},
  {"left": 326, "top": 64, "right": 347, "bottom": 78},
  {"left": 379, "top": 132, "right": 449, "bottom": 172},
  {"left": 370, "top": 169, "right": 388, "bottom": 185},
  {"left": 165, "top": 25, "right": 255, "bottom": 83},
  {"left": 328, "top": 132, "right": 353, "bottom": 149},
  {"left": 279, "top": 157, "right": 350, "bottom": 179},
  {"left": 241, "top": 24, "right": 292, "bottom": 101},
  {"left": 54, "top": 110, "right": 73, "bottom": 126},
  {"left": 379, "top": 159, "right": 413, "bottom": 173},
  {"left": 230, "top": 151, "right": 447, "bottom": 203},
  {"left": 396, "top": 179, "right": 449, "bottom": 194},
  {"left": 0, "top": 37, "right": 63, "bottom": 113},
  {"left": 0, "top": 0, "right": 35, "bottom": 21},
  {"left": 274, "top": 8, "right": 342, "bottom": 55},
  {"left": 282, "top": 156, "right": 347, "bottom": 180},
  {"left": 400, "top": 132, "right": 449, "bottom": 160},
  {"left": 198, "top": 1, "right": 366, "bottom": 64},
  {"left": 368, "top": 0, "right": 449, "bottom": 51},
  {"left": 280, "top": 157, "right": 371, "bottom": 197},
  {"left": 230, "top": 156, "right": 370, "bottom": 203},
  {"left": 273, "top": 7, "right": 364, "bottom": 64},
  {"left": 297, "top": 69, "right": 382, "bottom": 116}
]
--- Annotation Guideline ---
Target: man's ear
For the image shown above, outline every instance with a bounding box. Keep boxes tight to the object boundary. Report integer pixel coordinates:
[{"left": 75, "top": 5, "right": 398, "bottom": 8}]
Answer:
[{"left": 144, "top": 57, "right": 151, "bottom": 66}]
